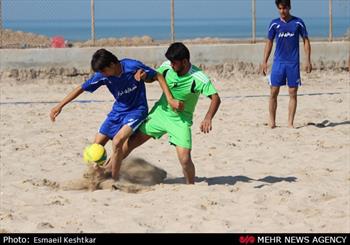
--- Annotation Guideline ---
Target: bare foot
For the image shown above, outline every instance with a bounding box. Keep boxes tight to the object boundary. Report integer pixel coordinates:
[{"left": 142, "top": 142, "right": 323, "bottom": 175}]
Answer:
[
  {"left": 92, "top": 164, "right": 106, "bottom": 176},
  {"left": 269, "top": 123, "right": 276, "bottom": 129},
  {"left": 92, "top": 163, "right": 112, "bottom": 178},
  {"left": 288, "top": 124, "right": 295, "bottom": 129},
  {"left": 102, "top": 158, "right": 112, "bottom": 172}
]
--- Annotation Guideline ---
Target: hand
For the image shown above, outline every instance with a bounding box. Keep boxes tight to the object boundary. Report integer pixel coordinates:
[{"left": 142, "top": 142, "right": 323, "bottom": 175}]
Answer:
[
  {"left": 200, "top": 118, "right": 212, "bottom": 134},
  {"left": 50, "top": 105, "right": 62, "bottom": 122},
  {"left": 262, "top": 62, "right": 268, "bottom": 76},
  {"left": 168, "top": 99, "right": 184, "bottom": 112},
  {"left": 305, "top": 62, "right": 312, "bottom": 73},
  {"left": 134, "top": 69, "right": 147, "bottom": 81}
]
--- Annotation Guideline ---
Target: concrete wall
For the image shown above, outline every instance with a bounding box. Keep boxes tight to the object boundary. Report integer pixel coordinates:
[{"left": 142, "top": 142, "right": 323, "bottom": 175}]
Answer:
[{"left": 0, "top": 41, "right": 349, "bottom": 71}]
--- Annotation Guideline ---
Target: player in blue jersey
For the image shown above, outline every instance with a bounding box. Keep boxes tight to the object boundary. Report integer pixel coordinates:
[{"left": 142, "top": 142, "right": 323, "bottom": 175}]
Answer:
[
  {"left": 50, "top": 49, "right": 183, "bottom": 179},
  {"left": 262, "top": 0, "right": 312, "bottom": 128}
]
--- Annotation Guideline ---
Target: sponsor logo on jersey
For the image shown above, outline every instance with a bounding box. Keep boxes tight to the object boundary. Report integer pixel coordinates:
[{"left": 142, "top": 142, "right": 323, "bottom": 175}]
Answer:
[
  {"left": 278, "top": 32, "right": 295, "bottom": 38},
  {"left": 117, "top": 85, "right": 138, "bottom": 97}
]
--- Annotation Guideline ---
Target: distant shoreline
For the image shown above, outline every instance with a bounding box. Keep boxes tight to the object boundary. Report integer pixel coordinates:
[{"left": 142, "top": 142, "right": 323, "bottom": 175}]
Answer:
[{"left": 1, "top": 29, "right": 350, "bottom": 49}]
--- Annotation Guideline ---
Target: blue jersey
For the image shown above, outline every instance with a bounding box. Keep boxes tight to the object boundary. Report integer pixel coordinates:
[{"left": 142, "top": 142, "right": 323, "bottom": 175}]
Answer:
[
  {"left": 81, "top": 58, "right": 156, "bottom": 114},
  {"left": 267, "top": 16, "right": 308, "bottom": 64}
]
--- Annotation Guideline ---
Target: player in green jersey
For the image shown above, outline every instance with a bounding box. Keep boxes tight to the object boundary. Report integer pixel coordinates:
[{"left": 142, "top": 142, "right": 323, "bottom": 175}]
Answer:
[{"left": 115, "top": 42, "right": 221, "bottom": 184}]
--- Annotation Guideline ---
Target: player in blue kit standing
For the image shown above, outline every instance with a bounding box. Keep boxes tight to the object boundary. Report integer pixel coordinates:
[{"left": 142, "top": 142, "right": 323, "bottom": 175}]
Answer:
[
  {"left": 262, "top": 0, "right": 312, "bottom": 128},
  {"left": 50, "top": 49, "right": 183, "bottom": 179}
]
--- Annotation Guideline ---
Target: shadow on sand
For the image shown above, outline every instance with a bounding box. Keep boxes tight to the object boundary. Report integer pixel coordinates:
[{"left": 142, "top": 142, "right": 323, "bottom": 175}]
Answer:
[
  {"left": 164, "top": 175, "right": 297, "bottom": 186},
  {"left": 300, "top": 120, "right": 350, "bottom": 129}
]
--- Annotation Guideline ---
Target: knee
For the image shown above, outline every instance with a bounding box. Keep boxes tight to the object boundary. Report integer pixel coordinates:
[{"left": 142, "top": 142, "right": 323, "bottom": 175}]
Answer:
[
  {"left": 270, "top": 89, "right": 279, "bottom": 99},
  {"left": 270, "top": 93, "right": 278, "bottom": 100},
  {"left": 112, "top": 137, "right": 124, "bottom": 151},
  {"left": 289, "top": 93, "right": 297, "bottom": 99}
]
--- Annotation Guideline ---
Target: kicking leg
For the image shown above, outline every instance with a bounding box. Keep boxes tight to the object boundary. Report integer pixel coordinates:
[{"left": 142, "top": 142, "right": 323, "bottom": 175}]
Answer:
[
  {"left": 94, "top": 133, "right": 109, "bottom": 146},
  {"left": 109, "top": 125, "right": 133, "bottom": 180},
  {"left": 104, "top": 130, "right": 151, "bottom": 174}
]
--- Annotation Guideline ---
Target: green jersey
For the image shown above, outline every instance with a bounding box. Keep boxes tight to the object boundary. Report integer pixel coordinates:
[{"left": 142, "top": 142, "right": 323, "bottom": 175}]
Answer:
[{"left": 155, "top": 61, "right": 217, "bottom": 125}]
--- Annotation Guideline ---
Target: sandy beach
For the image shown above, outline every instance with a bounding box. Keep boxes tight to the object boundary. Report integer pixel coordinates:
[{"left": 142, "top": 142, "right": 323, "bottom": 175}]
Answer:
[
  {"left": 0, "top": 66, "right": 349, "bottom": 233},
  {"left": 1, "top": 28, "right": 263, "bottom": 49}
]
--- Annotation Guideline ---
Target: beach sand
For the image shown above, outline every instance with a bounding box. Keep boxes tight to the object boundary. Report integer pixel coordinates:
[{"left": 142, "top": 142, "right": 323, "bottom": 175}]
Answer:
[{"left": 0, "top": 69, "right": 349, "bottom": 233}]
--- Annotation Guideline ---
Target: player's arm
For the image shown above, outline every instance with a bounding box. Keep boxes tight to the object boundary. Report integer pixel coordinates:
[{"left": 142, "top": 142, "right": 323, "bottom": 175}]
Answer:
[
  {"left": 134, "top": 69, "right": 153, "bottom": 83},
  {"left": 200, "top": 93, "right": 221, "bottom": 134},
  {"left": 135, "top": 69, "right": 184, "bottom": 111},
  {"left": 153, "top": 72, "right": 184, "bottom": 111},
  {"left": 303, "top": 37, "right": 312, "bottom": 73},
  {"left": 262, "top": 39, "right": 273, "bottom": 76},
  {"left": 49, "top": 86, "right": 84, "bottom": 122}
]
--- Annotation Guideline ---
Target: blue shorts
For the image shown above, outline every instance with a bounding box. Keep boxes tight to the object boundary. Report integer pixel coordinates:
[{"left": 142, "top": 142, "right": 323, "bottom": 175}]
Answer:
[
  {"left": 99, "top": 110, "right": 147, "bottom": 139},
  {"left": 269, "top": 62, "right": 301, "bottom": 87}
]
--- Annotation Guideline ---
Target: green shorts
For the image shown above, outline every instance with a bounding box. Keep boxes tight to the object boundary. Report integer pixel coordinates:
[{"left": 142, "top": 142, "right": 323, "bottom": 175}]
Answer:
[{"left": 139, "top": 106, "right": 192, "bottom": 149}]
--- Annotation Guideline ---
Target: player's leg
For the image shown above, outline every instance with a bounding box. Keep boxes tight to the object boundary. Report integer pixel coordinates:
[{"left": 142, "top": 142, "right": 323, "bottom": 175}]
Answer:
[
  {"left": 91, "top": 123, "right": 113, "bottom": 173},
  {"left": 269, "top": 63, "right": 286, "bottom": 128},
  {"left": 102, "top": 131, "right": 147, "bottom": 175},
  {"left": 122, "top": 106, "right": 166, "bottom": 159},
  {"left": 95, "top": 116, "right": 120, "bottom": 172},
  {"left": 269, "top": 86, "right": 280, "bottom": 128},
  {"left": 286, "top": 63, "right": 301, "bottom": 128},
  {"left": 109, "top": 125, "right": 133, "bottom": 179},
  {"left": 121, "top": 130, "right": 152, "bottom": 160},
  {"left": 98, "top": 112, "right": 143, "bottom": 179},
  {"left": 94, "top": 133, "right": 109, "bottom": 146},
  {"left": 288, "top": 86, "right": 298, "bottom": 128},
  {"left": 175, "top": 146, "right": 195, "bottom": 184},
  {"left": 110, "top": 110, "right": 152, "bottom": 179},
  {"left": 167, "top": 120, "right": 194, "bottom": 184}
]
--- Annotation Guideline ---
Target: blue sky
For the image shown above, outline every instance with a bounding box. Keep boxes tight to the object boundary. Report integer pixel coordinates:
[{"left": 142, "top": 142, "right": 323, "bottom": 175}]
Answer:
[{"left": 3, "top": 0, "right": 350, "bottom": 21}]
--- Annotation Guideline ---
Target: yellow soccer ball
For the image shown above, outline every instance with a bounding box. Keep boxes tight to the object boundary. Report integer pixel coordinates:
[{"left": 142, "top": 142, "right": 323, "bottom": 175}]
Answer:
[{"left": 83, "top": 143, "right": 107, "bottom": 166}]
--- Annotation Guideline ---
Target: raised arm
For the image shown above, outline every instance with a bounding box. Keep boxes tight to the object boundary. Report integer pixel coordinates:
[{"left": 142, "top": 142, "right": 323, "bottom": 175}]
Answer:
[
  {"left": 303, "top": 37, "right": 312, "bottom": 73},
  {"left": 262, "top": 39, "right": 274, "bottom": 76},
  {"left": 49, "top": 86, "right": 84, "bottom": 122},
  {"left": 200, "top": 93, "right": 221, "bottom": 134}
]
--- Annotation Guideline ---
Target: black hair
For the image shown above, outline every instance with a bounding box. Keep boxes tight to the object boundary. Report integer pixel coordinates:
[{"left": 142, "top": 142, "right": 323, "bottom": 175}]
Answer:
[
  {"left": 91, "top": 49, "right": 119, "bottom": 72},
  {"left": 275, "top": 0, "right": 291, "bottom": 8},
  {"left": 165, "top": 42, "right": 190, "bottom": 61}
]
